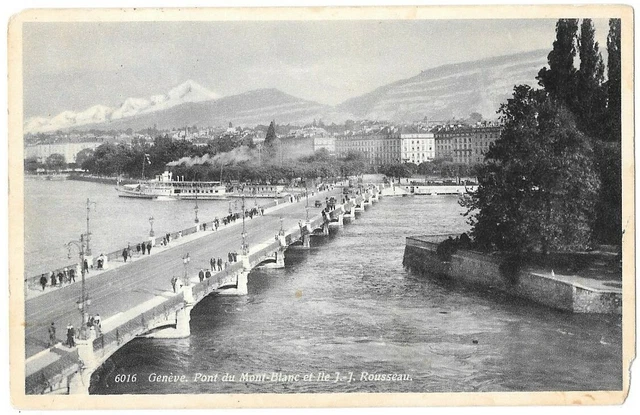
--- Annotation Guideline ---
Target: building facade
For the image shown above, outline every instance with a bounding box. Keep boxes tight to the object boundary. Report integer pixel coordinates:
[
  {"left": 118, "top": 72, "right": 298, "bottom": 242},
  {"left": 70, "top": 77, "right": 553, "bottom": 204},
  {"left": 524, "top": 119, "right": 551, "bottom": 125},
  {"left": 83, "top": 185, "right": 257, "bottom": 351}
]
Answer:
[
  {"left": 434, "top": 125, "right": 502, "bottom": 165},
  {"left": 335, "top": 133, "right": 401, "bottom": 165},
  {"left": 399, "top": 129, "right": 435, "bottom": 164},
  {"left": 24, "top": 142, "right": 102, "bottom": 163},
  {"left": 472, "top": 126, "right": 502, "bottom": 164},
  {"left": 313, "top": 136, "right": 336, "bottom": 155}
]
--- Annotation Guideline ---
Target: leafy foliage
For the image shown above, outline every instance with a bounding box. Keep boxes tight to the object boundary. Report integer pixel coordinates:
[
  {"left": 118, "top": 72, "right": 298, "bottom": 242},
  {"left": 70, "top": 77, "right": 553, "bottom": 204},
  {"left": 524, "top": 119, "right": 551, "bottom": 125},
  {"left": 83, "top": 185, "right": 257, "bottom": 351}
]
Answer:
[{"left": 461, "top": 85, "right": 600, "bottom": 254}]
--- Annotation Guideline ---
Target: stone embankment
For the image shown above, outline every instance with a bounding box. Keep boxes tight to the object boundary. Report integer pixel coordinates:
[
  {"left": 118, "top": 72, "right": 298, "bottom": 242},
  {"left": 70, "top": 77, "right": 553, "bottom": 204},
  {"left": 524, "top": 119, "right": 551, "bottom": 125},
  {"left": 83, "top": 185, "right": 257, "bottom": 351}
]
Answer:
[{"left": 403, "top": 236, "right": 622, "bottom": 314}]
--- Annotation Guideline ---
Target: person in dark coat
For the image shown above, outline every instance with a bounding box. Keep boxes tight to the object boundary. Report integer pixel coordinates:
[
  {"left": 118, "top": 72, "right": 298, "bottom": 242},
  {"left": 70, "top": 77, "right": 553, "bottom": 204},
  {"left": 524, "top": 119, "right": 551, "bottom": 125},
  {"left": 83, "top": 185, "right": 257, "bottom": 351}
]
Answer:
[
  {"left": 66, "top": 324, "right": 75, "bottom": 348},
  {"left": 198, "top": 269, "right": 205, "bottom": 282},
  {"left": 147, "top": 242, "right": 152, "bottom": 255},
  {"left": 122, "top": 248, "right": 128, "bottom": 263},
  {"left": 50, "top": 271, "right": 57, "bottom": 287},
  {"left": 136, "top": 243, "right": 141, "bottom": 256},
  {"left": 48, "top": 322, "right": 56, "bottom": 347},
  {"left": 217, "top": 258, "right": 222, "bottom": 271},
  {"left": 40, "top": 275, "right": 48, "bottom": 291},
  {"left": 57, "top": 271, "right": 64, "bottom": 286},
  {"left": 141, "top": 243, "right": 146, "bottom": 255},
  {"left": 84, "top": 259, "right": 90, "bottom": 274},
  {"left": 69, "top": 267, "right": 75, "bottom": 283},
  {"left": 210, "top": 258, "right": 215, "bottom": 271}
]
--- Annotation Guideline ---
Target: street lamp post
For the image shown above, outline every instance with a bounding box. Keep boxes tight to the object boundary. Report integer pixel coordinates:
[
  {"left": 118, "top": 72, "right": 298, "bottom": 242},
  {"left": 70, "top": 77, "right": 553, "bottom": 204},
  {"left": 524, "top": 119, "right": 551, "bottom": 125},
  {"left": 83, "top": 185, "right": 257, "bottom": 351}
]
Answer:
[
  {"left": 182, "top": 253, "right": 191, "bottom": 286},
  {"left": 149, "top": 216, "right": 155, "bottom": 237},
  {"left": 241, "top": 187, "right": 248, "bottom": 255},
  {"left": 194, "top": 175, "right": 199, "bottom": 225},
  {"left": 305, "top": 180, "right": 310, "bottom": 222},
  {"left": 85, "top": 198, "right": 97, "bottom": 257},
  {"left": 66, "top": 234, "right": 91, "bottom": 338}
]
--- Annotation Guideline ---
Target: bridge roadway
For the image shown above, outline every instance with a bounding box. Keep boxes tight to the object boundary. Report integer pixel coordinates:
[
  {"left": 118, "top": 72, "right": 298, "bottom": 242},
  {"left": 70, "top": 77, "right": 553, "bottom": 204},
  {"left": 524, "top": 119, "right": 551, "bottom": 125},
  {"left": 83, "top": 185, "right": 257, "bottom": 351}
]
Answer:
[{"left": 25, "top": 187, "right": 348, "bottom": 359}]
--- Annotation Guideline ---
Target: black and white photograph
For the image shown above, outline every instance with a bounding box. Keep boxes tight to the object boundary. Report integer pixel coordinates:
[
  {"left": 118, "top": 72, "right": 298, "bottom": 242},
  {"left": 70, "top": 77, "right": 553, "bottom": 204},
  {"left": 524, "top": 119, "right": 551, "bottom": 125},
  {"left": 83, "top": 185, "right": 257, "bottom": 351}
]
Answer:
[{"left": 8, "top": 4, "right": 634, "bottom": 409}]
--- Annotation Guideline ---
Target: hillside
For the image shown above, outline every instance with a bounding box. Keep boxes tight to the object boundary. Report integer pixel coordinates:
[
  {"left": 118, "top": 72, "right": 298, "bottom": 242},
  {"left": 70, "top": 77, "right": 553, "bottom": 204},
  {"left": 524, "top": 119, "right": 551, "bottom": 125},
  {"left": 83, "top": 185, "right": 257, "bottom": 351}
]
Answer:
[
  {"left": 337, "top": 49, "right": 548, "bottom": 122},
  {"left": 79, "top": 88, "right": 335, "bottom": 131}
]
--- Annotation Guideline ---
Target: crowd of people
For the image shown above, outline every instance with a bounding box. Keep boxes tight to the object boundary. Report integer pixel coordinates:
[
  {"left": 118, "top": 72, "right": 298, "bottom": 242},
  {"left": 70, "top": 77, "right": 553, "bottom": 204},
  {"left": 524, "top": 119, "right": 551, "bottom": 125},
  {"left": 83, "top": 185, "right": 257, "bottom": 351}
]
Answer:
[{"left": 47, "top": 312, "right": 103, "bottom": 349}]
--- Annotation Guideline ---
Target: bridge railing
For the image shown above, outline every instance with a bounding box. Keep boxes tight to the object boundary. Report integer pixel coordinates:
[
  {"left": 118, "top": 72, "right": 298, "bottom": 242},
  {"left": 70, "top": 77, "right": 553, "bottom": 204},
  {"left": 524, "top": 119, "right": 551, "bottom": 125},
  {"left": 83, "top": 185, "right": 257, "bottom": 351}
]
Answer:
[
  {"left": 25, "top": 348, "right": 80, "bottom": 395},
  {"left": 92, "top": 292, "right": 185, "bottom": 354},
  {"left": 192, "top": 261, "right": 244, "bottom": 300},
  {"left": 248, "top": 240, "right": 281, "bottom": 265}
]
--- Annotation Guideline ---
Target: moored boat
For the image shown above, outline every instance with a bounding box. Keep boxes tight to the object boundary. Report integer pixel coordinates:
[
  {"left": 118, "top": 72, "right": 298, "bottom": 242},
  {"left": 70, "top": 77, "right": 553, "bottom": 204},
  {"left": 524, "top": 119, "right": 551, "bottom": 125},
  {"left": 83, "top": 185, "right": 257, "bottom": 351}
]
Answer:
[{"left": 116, "top": 171, "right": 228, "bottom": 200}]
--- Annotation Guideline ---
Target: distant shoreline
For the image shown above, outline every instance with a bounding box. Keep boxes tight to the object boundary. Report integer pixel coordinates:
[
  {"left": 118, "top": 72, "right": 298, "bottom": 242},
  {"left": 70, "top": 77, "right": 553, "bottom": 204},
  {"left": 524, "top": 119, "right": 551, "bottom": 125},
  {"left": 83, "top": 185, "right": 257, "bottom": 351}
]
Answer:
[{"left": 66, "top": 174, "right": 138, "bottom": 185}]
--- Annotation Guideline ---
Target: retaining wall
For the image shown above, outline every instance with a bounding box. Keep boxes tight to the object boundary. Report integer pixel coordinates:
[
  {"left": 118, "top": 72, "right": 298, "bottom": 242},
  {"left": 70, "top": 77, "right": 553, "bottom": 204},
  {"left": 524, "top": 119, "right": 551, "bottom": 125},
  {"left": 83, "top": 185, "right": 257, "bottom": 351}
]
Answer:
[{"left": 403, "top": 237, "right": 621, "bottom": 314}]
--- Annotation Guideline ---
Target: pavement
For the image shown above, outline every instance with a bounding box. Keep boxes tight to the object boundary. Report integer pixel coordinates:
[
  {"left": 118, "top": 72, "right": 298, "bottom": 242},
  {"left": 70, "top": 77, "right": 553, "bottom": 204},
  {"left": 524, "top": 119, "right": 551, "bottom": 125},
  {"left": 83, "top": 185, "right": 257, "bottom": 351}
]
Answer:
[{"left": 24, "top": 187, "right": 346, "bottom": 359}]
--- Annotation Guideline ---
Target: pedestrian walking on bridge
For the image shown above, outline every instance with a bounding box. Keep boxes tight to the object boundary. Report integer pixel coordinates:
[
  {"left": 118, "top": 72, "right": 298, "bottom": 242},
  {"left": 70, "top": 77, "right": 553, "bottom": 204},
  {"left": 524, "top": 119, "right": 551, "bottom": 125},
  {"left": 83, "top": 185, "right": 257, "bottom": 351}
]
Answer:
[
  {"left": 147, "top": 241, "right": 152, "bottom": 255},
  {"left": 198, "top": 269, "right": 205, "bottom": 282},
  {"left": 39, "top": 275, "right": 47, "bottom": 291},
  {"left": 48, "top": 322, "right": 56, "bottom": 347},
  {"left": 66, "top": 324, "right": 75, "bottom": 348},
  {"left": 122, "top": 248, "right": 128, "bottom": 263}
]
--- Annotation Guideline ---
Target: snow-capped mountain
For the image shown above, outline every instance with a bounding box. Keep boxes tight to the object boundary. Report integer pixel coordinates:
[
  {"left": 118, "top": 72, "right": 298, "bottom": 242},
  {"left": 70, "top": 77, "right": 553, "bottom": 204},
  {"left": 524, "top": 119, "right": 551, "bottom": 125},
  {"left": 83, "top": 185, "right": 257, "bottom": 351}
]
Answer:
[
  {"left": 24, "top": 50, "right": 550, "bottom": 133},
  {"left": 24, "top": 80, "right": 220, "bottom": 133}
]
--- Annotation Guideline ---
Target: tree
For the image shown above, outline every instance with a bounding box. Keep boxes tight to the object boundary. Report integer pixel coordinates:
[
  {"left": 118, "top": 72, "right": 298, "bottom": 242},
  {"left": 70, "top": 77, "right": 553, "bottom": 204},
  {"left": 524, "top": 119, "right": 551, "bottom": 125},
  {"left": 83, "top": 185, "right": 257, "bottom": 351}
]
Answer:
[
  {"left": 461, "top": 85, "right": 600, "bottom": 254},
  {"left": 24, "top": 157, "right": 43, "bottom": 173},
  {"left": 606, "top": 18, "right": 621, "bottom": 143},
  {"left": 536, "top": 19, "right": 579, "bottom": 103},
  {"left": 575, "top": 19, "right": 606, "bottom": 139},
  {"left": 75, "top": 148, "right": 95, "bottom": 170},
  {"left": 45, "top": 153, "right": 67, "bottom": 172},
  {"left": 265, "top": 120, "right": 277, "bottom": 146}
]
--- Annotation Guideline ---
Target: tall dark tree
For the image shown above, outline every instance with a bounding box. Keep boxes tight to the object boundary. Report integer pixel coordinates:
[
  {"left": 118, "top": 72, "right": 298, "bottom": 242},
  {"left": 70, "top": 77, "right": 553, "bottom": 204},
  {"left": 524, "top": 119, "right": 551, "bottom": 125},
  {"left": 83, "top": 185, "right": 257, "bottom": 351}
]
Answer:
[
  {"left": 264, "top": 120, "right": 277, "bottom": 146},
  {"left": 536, "top": 19, "right": 579, "bottom": 103},
  {"left": 461, "top": 85, "right": 600, "bottom": 254},
  {"left": 606, "top": 18, "right": 622, "bottom": 143},
  {"left": 590, "top": 18, "right": 622, "bottom": 245},
  {"left": 575, "top": 18, "right": 606, "bottom": 138}
]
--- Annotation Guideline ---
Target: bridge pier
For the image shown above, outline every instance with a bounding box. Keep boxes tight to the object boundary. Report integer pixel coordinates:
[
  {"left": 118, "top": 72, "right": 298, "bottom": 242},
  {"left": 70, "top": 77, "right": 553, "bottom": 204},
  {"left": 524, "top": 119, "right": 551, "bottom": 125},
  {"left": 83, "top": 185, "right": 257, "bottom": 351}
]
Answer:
[
  {"left": 274, "top": 250, "right": 285, "bottom": 268},
  {"left": 68, "top": 366, "right": 92, "bottom": 395},
  {"left": 302, "top": 233, "right": 311, "bottom": 249},
  {"left": 68, "top": 333, "right": 98, "bottom": 395}
]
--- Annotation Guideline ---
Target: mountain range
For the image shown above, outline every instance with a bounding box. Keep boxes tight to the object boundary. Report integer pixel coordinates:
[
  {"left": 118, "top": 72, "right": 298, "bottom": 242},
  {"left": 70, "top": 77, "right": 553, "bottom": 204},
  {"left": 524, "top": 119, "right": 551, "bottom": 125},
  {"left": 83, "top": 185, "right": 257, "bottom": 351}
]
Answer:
[{"left": 24, "top": 49, "right": 549, "bottom": 134}]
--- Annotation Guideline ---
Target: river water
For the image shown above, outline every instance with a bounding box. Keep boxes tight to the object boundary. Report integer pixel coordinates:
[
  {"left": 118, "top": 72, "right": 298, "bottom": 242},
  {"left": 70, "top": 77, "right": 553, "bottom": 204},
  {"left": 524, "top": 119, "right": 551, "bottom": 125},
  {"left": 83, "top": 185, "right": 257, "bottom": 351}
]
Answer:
[
  {"left": 25, "top": 178, "right": 253, "bottom": 277},
  {"left": 25, "top": 179, "right": 622, "bottom": 393}
]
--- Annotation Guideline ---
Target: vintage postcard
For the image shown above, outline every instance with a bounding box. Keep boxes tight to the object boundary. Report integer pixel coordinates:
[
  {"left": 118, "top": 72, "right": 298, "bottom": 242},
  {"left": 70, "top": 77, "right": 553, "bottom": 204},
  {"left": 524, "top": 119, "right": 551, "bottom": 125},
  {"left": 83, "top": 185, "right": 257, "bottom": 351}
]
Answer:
[{"left": 7, "top": 5, "right": 635, "bottom": 409}]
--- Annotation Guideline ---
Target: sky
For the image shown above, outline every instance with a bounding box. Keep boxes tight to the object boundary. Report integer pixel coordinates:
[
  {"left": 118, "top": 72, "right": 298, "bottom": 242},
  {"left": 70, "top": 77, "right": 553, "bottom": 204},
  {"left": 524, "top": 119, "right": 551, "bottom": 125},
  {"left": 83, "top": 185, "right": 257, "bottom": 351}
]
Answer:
[{"left": 22, "top": 18, "right": 610, "bottom": 119}]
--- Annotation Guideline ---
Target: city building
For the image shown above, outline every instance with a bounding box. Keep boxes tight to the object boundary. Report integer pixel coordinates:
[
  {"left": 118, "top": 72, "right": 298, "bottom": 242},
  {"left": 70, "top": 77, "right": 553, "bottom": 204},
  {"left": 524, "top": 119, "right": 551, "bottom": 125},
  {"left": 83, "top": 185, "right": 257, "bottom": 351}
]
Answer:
[
  {"left": 313, "top": 136, "right": 336, "bottom": 155},
  {"left": 472, "top": 125, "right": 502, "bottom": 164},
  {"left": 399, "top": 127, "right": 435, "bottom": 164},
  {"left": 24, "top": 142, "right": 102, "bottom": 163},
  {"left": 434, "top": 124, "right": 502, "bottom": 165},
  {"left": 335, "top": 132, "right": 401, "bottom": 166}
]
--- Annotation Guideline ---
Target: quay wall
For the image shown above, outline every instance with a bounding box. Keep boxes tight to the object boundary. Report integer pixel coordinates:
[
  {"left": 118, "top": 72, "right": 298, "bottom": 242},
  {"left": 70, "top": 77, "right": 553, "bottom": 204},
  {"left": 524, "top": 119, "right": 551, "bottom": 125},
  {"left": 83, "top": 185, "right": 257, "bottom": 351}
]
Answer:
[
  {"left": 67, "top": 174, "right": 138, "bottom": 185},
  {"left": 403, "top": 237, "right": 621, "bottom": 314}
]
